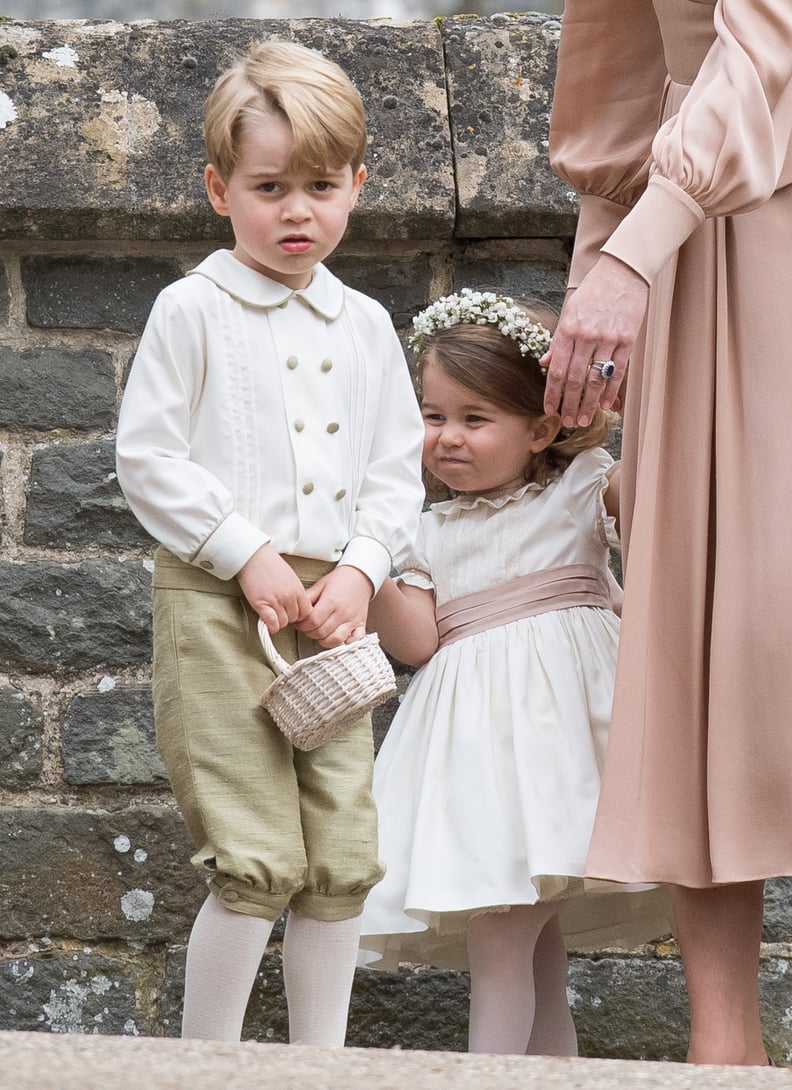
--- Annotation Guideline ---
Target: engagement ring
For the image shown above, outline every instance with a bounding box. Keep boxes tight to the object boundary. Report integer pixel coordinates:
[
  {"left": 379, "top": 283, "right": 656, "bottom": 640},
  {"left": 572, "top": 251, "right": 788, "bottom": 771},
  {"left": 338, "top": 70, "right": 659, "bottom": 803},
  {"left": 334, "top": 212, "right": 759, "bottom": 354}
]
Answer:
[{"left": 589, "top": 360, "right": 616, "bottom": 379}]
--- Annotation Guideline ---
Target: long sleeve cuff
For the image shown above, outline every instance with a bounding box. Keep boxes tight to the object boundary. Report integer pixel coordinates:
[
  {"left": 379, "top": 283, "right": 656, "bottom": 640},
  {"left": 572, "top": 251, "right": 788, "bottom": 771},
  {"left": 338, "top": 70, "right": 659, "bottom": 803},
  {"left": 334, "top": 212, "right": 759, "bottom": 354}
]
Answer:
[
  {"left": 601, "top": 174, "right": 705, "bottom": 284},
  {"left": 191, "top": 512, "right": 271, "bottom": 581},
  {"left": 337, "top": 535, "right": 392, "bottom": 595}
]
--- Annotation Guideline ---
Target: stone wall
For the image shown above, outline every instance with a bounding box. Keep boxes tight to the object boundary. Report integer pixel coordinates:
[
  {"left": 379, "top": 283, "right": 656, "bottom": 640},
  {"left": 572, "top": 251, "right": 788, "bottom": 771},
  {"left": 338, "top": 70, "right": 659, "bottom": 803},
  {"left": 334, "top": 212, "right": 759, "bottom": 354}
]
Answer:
[{"left": 0, "top": 14, "right": 790, "bottom": 1060}]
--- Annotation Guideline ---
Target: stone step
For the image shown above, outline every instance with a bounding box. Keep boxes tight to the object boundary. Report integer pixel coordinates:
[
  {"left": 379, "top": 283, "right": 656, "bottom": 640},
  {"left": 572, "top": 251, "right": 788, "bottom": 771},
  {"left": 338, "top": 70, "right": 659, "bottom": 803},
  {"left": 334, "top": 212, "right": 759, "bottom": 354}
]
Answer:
[{"left": 2, "top": 1031, "right": 786, "bottom": 1090}]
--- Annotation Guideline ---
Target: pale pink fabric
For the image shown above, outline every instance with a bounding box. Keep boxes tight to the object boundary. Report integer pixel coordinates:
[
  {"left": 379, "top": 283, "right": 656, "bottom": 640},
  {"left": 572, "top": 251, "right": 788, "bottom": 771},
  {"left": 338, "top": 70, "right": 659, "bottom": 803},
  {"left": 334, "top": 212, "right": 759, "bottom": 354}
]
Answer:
[
  {"left": 551, "top": 0, "right": 792, "bottom": 887},
  {"left": 436, "top": 564, "right": 612, "bottom": 648}
]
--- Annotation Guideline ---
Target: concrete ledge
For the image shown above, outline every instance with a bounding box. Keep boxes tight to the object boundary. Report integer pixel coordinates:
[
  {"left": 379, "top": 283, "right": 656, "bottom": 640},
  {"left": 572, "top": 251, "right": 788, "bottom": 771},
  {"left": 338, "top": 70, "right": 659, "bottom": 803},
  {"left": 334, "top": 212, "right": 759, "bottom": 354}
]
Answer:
[{"left": 1, "top": 1032, "right": 787, "bottom": 1090}]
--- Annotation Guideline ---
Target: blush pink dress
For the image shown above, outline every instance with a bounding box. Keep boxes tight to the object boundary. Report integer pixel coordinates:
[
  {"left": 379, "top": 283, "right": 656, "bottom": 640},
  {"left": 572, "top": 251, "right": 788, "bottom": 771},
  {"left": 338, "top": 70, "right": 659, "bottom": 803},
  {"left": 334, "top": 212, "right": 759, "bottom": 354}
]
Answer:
[{"left": 550, "top": 0, "right": 792, "bottom": 887}]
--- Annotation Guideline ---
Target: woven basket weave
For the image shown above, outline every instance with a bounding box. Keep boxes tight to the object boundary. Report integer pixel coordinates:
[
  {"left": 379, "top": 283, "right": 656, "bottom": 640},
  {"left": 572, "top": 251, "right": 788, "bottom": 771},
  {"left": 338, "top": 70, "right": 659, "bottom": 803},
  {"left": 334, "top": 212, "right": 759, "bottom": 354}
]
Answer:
[{"left": 258, "top": 620, "right": 397, "bottom": 751}]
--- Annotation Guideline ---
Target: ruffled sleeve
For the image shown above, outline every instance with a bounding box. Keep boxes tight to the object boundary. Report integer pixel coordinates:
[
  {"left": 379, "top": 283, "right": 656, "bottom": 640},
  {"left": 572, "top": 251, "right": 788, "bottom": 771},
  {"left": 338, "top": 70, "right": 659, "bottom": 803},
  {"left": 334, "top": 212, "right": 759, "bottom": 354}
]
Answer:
[
  {"left": 551, "top": 0, "right": 792, "bottom": 286},
  {"left": 561, "top": 448, "right": 620, "bottom": 551},
  {"left": 394, "top": 518, "right": 435, "bottom": 592}
]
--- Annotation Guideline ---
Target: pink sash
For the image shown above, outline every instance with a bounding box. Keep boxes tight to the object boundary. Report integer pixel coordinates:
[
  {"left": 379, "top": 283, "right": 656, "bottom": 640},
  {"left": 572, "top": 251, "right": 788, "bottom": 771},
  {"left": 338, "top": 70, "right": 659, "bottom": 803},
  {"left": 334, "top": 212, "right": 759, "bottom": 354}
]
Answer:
[{"left": 436, "top": 563, "right": 613, "bottom": 648}]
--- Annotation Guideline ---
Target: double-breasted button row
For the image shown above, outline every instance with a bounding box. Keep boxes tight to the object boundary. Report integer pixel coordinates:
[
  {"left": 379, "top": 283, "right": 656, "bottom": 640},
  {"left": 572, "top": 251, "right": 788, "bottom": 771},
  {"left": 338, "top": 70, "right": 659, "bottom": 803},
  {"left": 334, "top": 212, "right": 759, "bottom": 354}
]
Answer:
[
  {"left": 292, "top": 419, "right": 341, "bottom": 433},
  {"left": 299, "top": 484, "right": 348, "bottom": 501},
  {"left": 284, "top": 356, "right": 334, "bottom": 372}
]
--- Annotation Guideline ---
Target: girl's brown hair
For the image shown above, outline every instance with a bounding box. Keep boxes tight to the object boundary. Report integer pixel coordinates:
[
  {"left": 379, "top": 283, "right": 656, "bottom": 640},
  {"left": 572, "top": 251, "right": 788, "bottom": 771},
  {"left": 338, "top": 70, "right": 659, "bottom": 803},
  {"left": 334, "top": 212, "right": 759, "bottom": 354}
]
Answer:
[{"left": 415, "top": 301, "right": 618, "bottom": 500}]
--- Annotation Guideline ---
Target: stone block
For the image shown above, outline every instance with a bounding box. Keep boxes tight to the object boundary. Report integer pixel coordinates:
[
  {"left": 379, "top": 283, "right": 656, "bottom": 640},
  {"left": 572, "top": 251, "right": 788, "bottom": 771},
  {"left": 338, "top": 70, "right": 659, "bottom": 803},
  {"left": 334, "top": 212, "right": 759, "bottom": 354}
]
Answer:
[
  {"left": 0, "top": 804, "right": 205, "bottom": 943},
  {"left": 568, "top": 956, "right": 689, "bottom": 1062},
  {"left": 25, "top": 439, "right": 153, "bottom": 549},
  {"left": 162, "top": 947, "right": 289, "bottom": 1042},
  {"left": 62, "top": 687, "right": 166, "bottom": 786},
  {"left": 0, "top": 948, "right": 156, "bottom": 1036},
  {"left": 0, "top": 20, "right": 454, "bottom": 241},
  {"left": 0, "top": 261, "right": 9, "bottom": 325},
  {"left": 763, "top": 877, "right": 792, "bottom": 943},
  {"left": 569, "top": 952, "right": 792, "bottom": 1065},
  {"left": 0, "top": 686, "right": 44, "bottom": 788},
  {"left": 162, "top": 944, "right": 469, "bottom": 1051},
  {"left": 22, "top": 256, "right": 183, "bottom": 334},
  {"left": 443, "top": 14, "right": 577, "bottom": 239},
  {"left": 349, "top": 965, "right": 468, "bottom": 1052},
  {"left": 451, "top": 254, "right": 570, "bottom": 313},
  {"left": 0, "top": 559, "right": 152, "bottom": 674},
  {"left": 327, "top": 253, "right": 434, "bottom": 331},
  {"left": 0, "top": 347, "right": 115, "bottom": 431}
]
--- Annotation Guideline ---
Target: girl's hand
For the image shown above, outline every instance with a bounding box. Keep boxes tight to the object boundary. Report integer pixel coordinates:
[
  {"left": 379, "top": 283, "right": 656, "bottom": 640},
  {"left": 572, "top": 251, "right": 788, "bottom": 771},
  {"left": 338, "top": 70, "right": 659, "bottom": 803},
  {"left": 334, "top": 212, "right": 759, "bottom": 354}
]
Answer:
[
  {"left": 542, "top": 255, "right": 649, "bottom": 427},
  {"left": 297, "top": 565, "right": 373, "bottom": 648},
  {"left": 237, "top": 543, "right": 312, "bottom": 634}
]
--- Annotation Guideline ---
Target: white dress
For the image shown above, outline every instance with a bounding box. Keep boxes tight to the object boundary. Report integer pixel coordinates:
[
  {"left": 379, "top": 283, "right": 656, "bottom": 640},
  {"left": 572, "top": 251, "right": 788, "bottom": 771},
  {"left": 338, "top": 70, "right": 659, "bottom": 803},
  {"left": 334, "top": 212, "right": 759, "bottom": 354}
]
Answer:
[{"left": 359, "top": 448, "right": 671, "bottom": 972}]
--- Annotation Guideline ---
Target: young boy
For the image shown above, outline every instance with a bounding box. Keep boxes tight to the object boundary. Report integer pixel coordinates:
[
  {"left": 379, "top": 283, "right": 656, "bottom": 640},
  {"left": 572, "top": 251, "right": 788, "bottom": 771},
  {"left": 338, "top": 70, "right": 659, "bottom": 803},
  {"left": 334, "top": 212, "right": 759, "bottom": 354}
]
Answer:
[{"left": 116, "top": 41, "right": 425, "bottom": 1045}]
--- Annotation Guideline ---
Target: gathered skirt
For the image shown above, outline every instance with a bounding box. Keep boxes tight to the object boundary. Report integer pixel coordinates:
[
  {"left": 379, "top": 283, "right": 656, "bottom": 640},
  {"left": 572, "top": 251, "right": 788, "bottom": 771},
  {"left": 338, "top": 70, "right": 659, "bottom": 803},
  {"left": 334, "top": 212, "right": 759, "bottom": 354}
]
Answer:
[{"left": 360, "top": 607, "right": 671, "bottom": 971}]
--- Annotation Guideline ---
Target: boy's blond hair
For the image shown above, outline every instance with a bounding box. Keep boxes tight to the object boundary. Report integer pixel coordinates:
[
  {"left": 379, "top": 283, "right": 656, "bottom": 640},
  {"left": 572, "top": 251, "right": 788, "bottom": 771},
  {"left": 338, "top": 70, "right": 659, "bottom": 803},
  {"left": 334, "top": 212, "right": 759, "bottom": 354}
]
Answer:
[{"left": 204, "top": 40, "right": 367, "bottom": 180}]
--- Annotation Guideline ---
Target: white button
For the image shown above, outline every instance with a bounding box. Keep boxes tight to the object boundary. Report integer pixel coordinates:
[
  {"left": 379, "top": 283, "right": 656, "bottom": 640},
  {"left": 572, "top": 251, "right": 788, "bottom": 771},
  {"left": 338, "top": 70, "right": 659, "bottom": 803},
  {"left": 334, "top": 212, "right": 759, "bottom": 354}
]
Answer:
[
  {"left": 326, "top": 422, "right": 340, "bottom": 434},
  {"left": 199, "top": 560, "right": 214, "bottom": 570},
  {"left": 321, "top": 359, "right": 333, "bottom": 373},
  {"left": 294, "top": 419, "right": 305, "bottom": 432},
  {"left": 302, "top": 482, "right": 314, "bottom": 495},
  {"left": 335, "top": 489, "right": 347, "bottom": 501},
  {"left": 286, "top": 355, "right": 298, "bottom": 369}
]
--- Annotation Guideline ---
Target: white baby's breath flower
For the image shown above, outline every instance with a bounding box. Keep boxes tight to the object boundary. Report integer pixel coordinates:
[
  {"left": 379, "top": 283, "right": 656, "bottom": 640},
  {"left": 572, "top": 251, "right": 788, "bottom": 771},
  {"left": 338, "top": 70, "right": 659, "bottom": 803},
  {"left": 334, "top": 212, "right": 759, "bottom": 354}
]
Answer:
[{"left": 409, "top": 288, "right": 552, "bottom": 359}]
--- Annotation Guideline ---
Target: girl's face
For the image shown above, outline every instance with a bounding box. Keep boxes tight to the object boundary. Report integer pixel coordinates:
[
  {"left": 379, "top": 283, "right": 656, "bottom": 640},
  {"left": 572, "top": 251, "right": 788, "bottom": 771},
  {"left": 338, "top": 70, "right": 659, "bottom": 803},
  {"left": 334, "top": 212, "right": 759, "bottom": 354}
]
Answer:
[{"left": 421, "top": 359, "right": 548, "bottom": 499}]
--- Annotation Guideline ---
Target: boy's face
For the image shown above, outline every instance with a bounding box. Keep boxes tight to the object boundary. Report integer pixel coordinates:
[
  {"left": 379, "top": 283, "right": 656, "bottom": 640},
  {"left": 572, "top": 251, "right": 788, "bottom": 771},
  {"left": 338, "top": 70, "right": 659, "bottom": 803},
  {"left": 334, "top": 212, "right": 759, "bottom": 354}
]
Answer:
[{"left": 204, "top": 110, "right": 366, "bottom": 290}]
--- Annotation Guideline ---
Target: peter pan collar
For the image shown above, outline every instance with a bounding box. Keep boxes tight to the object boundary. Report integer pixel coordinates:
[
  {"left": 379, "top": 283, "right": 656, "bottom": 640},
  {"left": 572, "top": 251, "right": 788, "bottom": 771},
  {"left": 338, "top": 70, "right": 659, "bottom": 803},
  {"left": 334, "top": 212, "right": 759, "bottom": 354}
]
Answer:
[{"left": 187, "top": 249, "right": 345, "bottom": 319}]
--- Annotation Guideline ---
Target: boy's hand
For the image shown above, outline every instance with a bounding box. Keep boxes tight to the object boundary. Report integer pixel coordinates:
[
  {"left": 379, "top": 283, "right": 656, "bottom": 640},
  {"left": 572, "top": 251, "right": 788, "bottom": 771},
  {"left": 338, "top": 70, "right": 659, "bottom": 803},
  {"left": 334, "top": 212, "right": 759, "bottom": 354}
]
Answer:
[
  {"left": 237, "top": 543, "right": 312, "bottom": 634},
  {"left": 297, "top": 565, "right": 374, "bottom": 648}
]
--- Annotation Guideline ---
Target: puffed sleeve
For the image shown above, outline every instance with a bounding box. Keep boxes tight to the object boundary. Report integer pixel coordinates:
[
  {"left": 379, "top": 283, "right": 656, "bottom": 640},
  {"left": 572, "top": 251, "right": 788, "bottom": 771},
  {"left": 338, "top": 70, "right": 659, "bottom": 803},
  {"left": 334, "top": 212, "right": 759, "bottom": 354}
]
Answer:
[
  {"left": 562, "top": 447, "right": 619, "bottom": 551},
  {"left": 393, "top": 517, "right": 434, "bottom": 593},
  {"left": 549, "top": 0, "right": 668, "bottom": 287},
  {"left": 603, "top": 0, "right": 792, "bottom": 282},
  {"left": 552, "top": 0, "right": 792, "bottom": 287}
]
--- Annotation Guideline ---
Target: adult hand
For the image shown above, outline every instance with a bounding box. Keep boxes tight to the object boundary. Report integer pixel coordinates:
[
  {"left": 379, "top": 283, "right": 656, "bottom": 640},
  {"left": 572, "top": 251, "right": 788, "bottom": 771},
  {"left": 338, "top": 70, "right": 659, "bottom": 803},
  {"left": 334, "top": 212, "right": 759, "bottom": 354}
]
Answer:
[
  {"left": 542, "top": 254, "right": 649, "bottom": 427},
  {"left": 237, "top": 543, "right": 312, "bottom": 634}
]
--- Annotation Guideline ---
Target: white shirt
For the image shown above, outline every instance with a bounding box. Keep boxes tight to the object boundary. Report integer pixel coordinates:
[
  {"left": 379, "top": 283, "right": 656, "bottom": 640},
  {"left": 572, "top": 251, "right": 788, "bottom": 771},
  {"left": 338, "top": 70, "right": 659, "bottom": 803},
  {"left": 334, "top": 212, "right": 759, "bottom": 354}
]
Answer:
[{"left": 116, "top": 249, "right": 425, "bottom": 589}]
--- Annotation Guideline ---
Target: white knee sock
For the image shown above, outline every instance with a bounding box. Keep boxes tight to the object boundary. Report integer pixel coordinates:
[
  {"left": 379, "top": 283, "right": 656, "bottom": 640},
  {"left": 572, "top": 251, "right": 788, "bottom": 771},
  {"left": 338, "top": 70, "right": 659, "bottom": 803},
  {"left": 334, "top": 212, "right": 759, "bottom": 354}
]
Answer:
[
  {"left": 182, "top": 893, "right": 275, "bottom": 1041},
  {"left": 282, "top": 910, "right": 363, "bottom": 1046},
  {"left": 467, "top": 904, "right": 574, "bottom": 1055}
]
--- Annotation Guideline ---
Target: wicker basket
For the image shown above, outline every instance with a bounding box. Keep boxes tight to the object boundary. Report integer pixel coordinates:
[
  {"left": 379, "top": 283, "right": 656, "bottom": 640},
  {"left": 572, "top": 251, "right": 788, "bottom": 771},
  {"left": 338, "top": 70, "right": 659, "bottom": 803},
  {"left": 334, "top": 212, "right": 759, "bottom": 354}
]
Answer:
[{"left": 258, "top": 620, "right": 397, "bottom": 751}]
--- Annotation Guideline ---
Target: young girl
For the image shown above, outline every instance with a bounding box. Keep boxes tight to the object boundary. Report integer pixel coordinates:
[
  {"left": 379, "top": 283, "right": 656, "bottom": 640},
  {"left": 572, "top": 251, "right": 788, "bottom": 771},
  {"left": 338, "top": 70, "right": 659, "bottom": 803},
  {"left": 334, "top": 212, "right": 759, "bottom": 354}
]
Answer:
[{"left": 359, "top": 290, "right": 670, "bottom": 1056}]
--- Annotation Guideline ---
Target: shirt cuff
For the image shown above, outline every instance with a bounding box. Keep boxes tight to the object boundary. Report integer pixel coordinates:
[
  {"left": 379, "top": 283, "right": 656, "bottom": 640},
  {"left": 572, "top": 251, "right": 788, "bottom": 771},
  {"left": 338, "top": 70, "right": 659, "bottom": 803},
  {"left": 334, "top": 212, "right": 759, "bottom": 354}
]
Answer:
[
  {"left": 601, "top": 175, "right": 705, "bottom": 284},
  {"left": 337, "top": 536, "right": 392, "bottom": 595},
  {"left": 191, "top": 512, "right": 271, "bottom": 581}
]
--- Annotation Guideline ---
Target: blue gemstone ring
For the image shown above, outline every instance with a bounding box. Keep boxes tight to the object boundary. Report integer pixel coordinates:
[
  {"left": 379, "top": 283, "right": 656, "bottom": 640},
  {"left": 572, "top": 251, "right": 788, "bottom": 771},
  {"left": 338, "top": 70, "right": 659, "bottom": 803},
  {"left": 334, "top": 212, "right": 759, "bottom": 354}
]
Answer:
[{"left": 590, "top": 360, "right": 616, "bottom": 379}]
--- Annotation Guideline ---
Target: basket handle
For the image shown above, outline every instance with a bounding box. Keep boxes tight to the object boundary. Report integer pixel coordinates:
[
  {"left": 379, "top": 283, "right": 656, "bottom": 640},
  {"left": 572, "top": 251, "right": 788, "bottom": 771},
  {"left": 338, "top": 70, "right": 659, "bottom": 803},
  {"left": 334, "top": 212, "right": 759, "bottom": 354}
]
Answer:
[{"left": 257, "top": 619, "right": 289, "bottom": 676}]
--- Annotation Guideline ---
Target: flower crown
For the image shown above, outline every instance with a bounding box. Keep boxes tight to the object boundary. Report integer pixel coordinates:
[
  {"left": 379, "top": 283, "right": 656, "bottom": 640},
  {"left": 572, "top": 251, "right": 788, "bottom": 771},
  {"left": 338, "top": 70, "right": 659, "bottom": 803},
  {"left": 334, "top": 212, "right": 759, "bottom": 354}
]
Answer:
[{"left": 409, "top": 288, "right": 553, "bottom": 360}]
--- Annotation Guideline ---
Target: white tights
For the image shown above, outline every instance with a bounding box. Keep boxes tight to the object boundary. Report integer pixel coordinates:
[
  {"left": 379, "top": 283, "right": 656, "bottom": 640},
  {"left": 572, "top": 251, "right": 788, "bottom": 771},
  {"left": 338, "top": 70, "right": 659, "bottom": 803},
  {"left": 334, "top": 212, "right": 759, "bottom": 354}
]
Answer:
[
  {"left": 467, "top": 904, "right": 578, "bottom": 1056},
  {"left": 181, "top": 893, "right": 362, "bottom": 1045}
]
